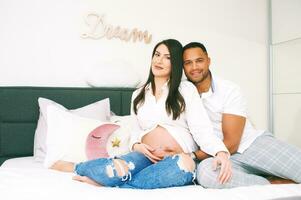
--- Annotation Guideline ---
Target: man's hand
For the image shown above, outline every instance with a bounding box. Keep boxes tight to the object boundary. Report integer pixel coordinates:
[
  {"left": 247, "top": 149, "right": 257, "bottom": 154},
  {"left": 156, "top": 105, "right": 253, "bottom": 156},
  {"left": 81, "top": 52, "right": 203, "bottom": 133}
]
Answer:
[
  {"left": 212, "top": 151, "right": 232, "bottom": 184},
  {"left": 133, "top": 143, "right": 162, "bottom": 163}
]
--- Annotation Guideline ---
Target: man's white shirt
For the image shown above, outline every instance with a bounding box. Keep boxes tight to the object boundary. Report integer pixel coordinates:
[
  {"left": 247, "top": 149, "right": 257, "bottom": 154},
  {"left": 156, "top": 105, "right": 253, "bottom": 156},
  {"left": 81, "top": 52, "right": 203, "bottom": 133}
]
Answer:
[{"left": 201, "top": 75, "right": 264, "bottom": 153}]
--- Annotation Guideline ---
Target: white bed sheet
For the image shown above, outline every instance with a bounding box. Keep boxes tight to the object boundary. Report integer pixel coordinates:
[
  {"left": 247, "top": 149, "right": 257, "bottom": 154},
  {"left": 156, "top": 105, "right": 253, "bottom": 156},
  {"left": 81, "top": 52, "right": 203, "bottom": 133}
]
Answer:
[
  {"left": 1, "top": 157, "right": 301, "bottom": 200},
  {"left": 1, "top": 156, "right": 43, "bottom": 169}
]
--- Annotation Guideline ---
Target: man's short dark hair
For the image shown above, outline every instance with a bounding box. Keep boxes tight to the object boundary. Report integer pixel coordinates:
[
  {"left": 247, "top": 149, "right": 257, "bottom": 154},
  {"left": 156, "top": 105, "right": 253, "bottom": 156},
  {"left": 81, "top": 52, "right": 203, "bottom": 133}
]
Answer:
[{"left": 183, "top": 42, "right": 208, "bottom": 55}]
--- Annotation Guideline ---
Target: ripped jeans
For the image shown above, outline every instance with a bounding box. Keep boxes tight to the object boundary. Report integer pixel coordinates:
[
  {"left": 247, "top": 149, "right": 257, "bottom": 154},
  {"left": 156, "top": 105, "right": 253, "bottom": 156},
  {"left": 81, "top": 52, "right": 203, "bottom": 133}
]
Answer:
[{"left": 74, "top": 151, "right": 195, "bottom": 189}]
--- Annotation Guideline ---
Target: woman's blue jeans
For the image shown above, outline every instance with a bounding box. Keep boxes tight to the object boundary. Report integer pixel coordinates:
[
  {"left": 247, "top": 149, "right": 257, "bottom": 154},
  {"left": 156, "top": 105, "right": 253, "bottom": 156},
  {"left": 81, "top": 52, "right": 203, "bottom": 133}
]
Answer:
[{"left": 74, "top": 152, "right": 195, "bottom": 189}]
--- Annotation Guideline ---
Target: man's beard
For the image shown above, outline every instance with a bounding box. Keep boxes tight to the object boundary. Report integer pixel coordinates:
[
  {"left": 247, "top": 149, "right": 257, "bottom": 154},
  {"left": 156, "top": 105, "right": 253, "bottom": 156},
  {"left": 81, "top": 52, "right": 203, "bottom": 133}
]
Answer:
[{"left": 193, "top": 70, "right": 210, "bottom": 85}]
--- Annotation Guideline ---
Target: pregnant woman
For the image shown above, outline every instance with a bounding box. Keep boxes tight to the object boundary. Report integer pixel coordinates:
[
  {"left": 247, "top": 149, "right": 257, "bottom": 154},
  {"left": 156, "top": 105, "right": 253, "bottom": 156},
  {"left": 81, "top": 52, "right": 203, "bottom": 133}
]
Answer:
[{"left": 52, "top": 39, "right": 232, "bottom": 189}]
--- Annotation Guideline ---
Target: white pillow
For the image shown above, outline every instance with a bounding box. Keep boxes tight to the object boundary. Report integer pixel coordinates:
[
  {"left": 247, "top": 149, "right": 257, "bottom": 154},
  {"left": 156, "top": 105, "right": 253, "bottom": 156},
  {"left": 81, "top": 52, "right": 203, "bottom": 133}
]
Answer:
[
  {"left": 44, "top": 105, "right": 106, "bottom": 168},
  {"left": 34, "top": 97, "right": 110, "bottom": 162},
  {"left": 86, "top": 60, "right": 141, "bottom": 87},
  {"left": 107, "top": 115, "right": 137, "bottom": 157},
  {"left": 44, "top": 111, "right": 138, "bottom": 168}
]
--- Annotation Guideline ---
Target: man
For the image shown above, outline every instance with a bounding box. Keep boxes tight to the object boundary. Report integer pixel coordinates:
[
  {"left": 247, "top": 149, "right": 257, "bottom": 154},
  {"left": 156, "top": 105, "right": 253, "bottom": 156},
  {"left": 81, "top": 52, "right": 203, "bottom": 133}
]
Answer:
[{"left": 183, "top": 42, "right": 301, "bottom": 188}]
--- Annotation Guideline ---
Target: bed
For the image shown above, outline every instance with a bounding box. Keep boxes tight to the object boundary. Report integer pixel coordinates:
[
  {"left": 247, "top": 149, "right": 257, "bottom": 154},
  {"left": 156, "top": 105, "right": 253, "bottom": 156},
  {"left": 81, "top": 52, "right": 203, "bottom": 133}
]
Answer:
[{"left": 0, "top": 86, "right": 301, "bottom": 200}]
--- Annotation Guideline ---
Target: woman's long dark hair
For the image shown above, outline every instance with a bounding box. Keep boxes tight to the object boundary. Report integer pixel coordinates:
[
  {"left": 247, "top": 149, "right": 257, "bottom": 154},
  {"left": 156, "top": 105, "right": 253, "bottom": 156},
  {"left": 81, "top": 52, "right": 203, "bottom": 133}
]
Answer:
[{"left": 133, "top": 39, "right": 185, "bottom": 120}]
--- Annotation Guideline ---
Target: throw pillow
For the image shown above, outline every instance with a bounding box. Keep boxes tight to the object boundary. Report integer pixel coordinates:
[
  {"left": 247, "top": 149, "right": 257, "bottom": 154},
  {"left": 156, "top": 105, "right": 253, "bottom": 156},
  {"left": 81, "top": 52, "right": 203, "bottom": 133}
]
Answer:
[
  {"left": 44, "top": 105, "right": 114, "bottom": 168},
  {"left": 34, "top": 97, "right": 110, "bottom": 162},
  {"left": 85, "top": 60, "right": 141, "bottom": 87},
  {"left": 107, "top": 115, "right": 137, "bottom": 157},
  {"left": 86, "top": 123, "right": 120, "bottom": 160}
]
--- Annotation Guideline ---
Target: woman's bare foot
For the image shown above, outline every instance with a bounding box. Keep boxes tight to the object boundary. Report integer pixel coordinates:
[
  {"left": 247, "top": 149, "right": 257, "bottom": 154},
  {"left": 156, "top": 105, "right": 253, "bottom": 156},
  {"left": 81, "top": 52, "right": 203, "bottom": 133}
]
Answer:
[
  {"left": 73, "top": 175, "right": 102, "bottom": 187},
  {"left": 50, "top": 160, "right": 75, "bottom": 172}
]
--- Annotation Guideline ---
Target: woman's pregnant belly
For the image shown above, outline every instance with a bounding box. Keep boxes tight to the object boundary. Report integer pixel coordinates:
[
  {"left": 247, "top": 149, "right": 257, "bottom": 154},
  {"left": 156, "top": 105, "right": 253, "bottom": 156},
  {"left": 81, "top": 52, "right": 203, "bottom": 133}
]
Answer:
[{"left": 142, "top": 125, "right": 183, "bottom": 158}]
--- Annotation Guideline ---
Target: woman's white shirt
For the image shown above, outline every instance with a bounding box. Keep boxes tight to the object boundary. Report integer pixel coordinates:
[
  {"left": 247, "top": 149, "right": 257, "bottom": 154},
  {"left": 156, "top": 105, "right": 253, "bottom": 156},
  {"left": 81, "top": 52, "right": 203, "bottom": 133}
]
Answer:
[{"left": 129, "top": 80, "right": 228, "bottom": 156}]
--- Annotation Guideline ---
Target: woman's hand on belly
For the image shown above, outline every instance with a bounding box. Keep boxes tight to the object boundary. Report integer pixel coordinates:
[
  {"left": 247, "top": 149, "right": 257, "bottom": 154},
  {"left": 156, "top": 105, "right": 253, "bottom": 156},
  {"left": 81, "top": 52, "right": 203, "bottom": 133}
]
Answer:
[
  {"left": 133, "top": 143, "right": 163, "bottom": 163},
  {"left": 142, "top": 125, "right": 184, "bottom": 156},
  {"left": 152, "top": 147, "right": 181, "bottom": 158}
]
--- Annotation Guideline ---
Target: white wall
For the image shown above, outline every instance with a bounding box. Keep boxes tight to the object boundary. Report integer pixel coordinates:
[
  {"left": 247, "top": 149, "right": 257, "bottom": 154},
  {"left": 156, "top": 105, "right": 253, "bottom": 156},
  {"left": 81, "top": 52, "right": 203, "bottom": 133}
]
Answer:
[
  {"left": 271, "top": 0, "right": 301, "bottom": 147},
  {"left": 0, "top": 0, "right": 269, "bottom": 130}
]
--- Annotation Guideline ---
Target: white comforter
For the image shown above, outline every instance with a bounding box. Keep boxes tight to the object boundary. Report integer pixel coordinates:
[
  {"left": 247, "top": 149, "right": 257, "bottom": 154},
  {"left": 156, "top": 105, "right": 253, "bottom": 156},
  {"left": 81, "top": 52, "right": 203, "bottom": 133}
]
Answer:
[{"left": 1, "top": 157, "right": 301, "bottom": 200}]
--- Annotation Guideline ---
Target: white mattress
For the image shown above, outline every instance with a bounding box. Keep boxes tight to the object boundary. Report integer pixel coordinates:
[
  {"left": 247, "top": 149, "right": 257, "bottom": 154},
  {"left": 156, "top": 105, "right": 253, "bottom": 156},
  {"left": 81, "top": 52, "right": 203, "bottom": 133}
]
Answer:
[
  {"left": 1, "top": 156, "right": 43, "bottom": 169},
  {"left": 1, "top": 157, "right": 301, "bottom": 200}
]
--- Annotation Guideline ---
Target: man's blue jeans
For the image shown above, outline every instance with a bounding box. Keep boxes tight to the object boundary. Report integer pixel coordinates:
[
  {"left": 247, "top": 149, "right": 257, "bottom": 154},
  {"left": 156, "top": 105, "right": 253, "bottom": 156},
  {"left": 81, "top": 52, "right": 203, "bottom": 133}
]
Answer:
[{"left": 75, "top": 152, "right": 195, "bottom": 189}]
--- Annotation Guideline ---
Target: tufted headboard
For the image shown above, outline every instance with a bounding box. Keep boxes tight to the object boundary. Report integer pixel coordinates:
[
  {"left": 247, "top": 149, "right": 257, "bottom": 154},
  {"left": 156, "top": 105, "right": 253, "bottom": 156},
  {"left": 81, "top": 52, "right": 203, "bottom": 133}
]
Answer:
[{"left": 0, "top": 87, "right": 135, "bottom": 165}]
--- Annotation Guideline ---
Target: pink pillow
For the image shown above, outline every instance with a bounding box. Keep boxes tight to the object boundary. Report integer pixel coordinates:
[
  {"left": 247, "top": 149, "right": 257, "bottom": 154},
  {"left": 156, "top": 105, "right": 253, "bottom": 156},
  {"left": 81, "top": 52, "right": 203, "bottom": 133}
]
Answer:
[
  {"left": 85, "top": 124, "right": 120, "bottom": 160},
  {"left": 85, "top": 115, "right": 136, "bottom": 160}
]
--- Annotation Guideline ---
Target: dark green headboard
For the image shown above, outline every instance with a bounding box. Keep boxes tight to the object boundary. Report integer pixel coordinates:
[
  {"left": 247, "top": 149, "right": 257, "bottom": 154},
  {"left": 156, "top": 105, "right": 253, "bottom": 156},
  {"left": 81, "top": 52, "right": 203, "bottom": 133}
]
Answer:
[{"left": 0, "top": 86, "right": 135, "bottom": 165}]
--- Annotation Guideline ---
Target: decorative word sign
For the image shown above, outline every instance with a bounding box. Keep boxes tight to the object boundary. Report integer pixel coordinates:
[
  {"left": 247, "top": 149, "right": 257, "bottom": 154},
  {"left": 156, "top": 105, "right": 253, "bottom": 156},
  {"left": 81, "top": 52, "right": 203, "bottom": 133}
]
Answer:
[{"left": 81, "top": 13, "right": 152, "bottom": 44}]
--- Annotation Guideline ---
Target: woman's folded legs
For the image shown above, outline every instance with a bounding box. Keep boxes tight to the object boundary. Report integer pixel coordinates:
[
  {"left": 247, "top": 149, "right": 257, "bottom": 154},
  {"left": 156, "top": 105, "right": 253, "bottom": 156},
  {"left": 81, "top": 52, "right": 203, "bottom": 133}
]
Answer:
[
  {"left": 74, "top": 152, "right": 152, "bottom": 187},
  {"left": 121, "top": 153, "right": 196, "bottom": 189}
]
